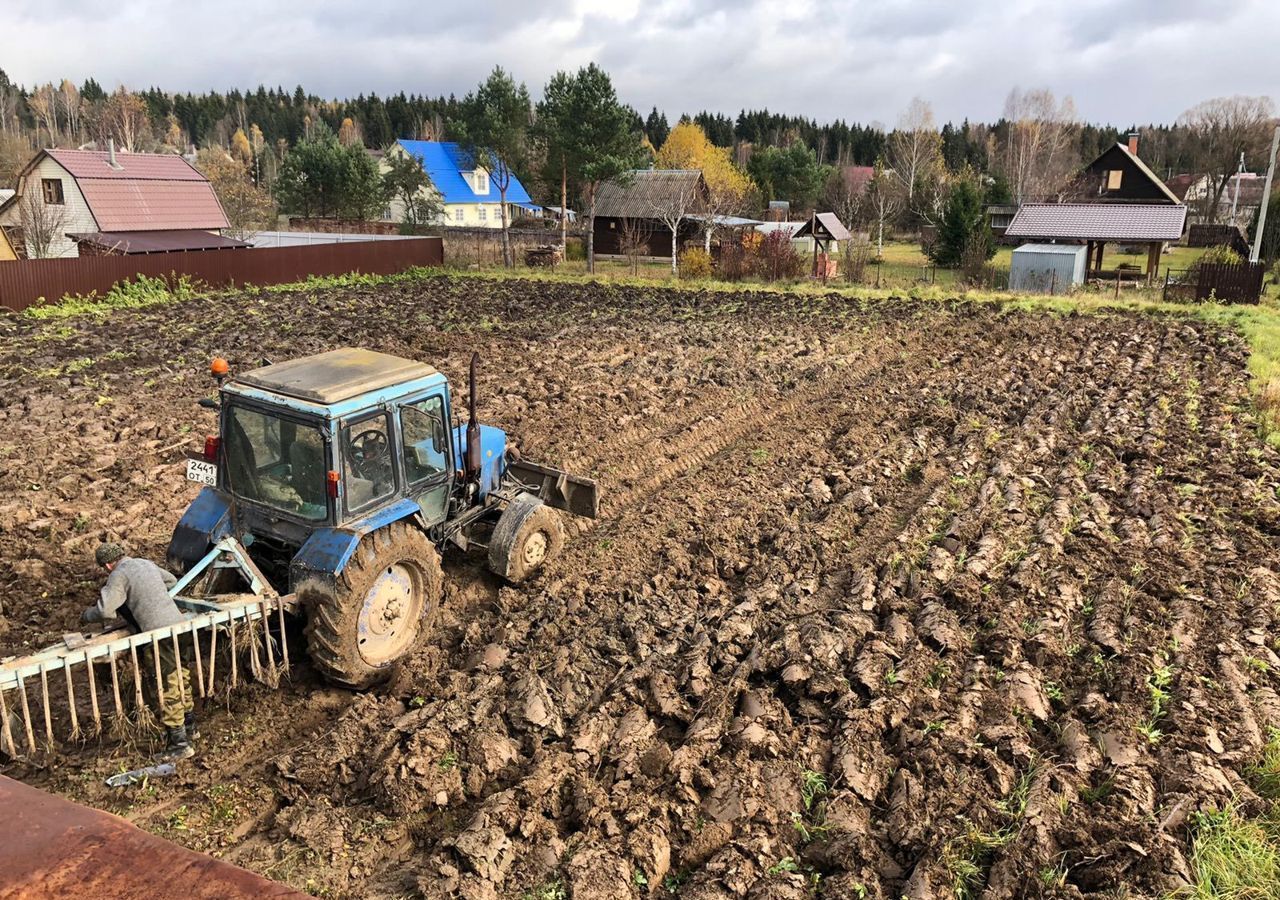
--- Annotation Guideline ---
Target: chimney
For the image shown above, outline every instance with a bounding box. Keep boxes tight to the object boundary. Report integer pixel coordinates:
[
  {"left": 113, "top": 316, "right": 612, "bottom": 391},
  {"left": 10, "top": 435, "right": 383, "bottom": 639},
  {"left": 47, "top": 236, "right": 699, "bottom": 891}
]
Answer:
[
  {"left": 108, "top": 138, "right": 120, "bottom": 169},
  {"left": 1127, "top": 132, "right": 1139, "bottom": 156}
]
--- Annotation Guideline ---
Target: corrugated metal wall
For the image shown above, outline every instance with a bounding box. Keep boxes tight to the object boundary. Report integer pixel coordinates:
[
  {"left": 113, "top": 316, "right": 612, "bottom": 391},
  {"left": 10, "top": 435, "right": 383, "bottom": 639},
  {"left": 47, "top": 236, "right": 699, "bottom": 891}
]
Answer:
[
  {"left": 0, "top": 237, "right": 444, "bottom": 312},
  {"left": 1009, "top": 245, "right": 1086, "bottom": 295}
]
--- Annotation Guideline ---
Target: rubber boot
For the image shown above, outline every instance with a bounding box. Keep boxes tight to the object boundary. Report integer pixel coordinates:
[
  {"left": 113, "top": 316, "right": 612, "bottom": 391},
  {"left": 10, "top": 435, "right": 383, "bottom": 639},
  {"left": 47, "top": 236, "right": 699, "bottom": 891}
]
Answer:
[
  {"left": 156, "top": 725, "right": 195, "bottom": 761},
  {"left": 184, "top": 711, "right": 200, "bottom": 741}
]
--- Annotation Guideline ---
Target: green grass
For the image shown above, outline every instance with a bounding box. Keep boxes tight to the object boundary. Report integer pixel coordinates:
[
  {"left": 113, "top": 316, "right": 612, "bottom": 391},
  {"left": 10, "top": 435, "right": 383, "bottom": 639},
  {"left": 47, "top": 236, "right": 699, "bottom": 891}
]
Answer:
[{"left": 1173, "top": 731, "right": 1280, "bottom": 899}]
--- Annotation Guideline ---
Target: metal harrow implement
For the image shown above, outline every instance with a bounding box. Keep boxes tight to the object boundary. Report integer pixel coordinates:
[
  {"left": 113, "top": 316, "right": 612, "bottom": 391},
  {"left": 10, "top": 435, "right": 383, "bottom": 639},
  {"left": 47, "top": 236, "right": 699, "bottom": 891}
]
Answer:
[{"left": 0, "top": 537, "right": 294, "bottom": 758}]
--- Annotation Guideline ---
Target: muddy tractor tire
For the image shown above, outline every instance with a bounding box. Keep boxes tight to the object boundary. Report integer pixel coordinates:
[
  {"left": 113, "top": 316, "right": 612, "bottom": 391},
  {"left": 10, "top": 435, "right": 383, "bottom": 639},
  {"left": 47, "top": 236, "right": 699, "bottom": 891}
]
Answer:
[
  {"left": 488, "top": 493, "right": 565, "bottom": 583},
  {"left": 302, "top": 521, "right": 443, "bottom": 690}
]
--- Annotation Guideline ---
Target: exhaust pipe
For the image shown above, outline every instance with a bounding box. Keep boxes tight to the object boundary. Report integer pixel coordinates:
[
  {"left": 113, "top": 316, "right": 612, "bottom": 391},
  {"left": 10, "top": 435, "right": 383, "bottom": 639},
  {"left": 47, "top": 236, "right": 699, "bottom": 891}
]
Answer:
[{"left": 465, "top": 352, "right": 481, "bottom": 484}]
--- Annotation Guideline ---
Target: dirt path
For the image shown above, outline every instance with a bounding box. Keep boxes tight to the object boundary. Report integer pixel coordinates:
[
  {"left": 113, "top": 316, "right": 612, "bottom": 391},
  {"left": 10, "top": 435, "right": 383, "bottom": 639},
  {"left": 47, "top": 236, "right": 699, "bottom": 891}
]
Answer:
[{"left": 3, "top": 278, "right": 1280, "bottom": 899}]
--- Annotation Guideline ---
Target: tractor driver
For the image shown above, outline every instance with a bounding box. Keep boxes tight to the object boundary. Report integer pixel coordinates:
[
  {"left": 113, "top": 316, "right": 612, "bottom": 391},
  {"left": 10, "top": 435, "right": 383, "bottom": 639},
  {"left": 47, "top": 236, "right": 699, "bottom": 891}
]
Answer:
[{"left": 81, "top": 543, "right": 197, "bottom": 761}]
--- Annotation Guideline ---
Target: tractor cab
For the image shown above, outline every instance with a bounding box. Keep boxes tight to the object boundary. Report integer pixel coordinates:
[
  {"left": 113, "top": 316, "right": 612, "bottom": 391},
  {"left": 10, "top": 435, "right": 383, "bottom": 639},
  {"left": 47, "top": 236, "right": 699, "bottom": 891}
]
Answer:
[{"left": 167, "top": 348, "right": 596, "bottom": 688}]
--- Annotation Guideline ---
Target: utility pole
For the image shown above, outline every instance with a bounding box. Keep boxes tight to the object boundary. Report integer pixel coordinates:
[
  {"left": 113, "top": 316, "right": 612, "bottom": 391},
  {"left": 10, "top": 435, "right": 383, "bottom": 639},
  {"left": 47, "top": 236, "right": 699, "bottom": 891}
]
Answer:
[
  {"left": 1252, "top": 125, "right": 1280, "bottom": 264},
  {"left": 1230, "top": 151, "right": 1245, "bottom": 223}
]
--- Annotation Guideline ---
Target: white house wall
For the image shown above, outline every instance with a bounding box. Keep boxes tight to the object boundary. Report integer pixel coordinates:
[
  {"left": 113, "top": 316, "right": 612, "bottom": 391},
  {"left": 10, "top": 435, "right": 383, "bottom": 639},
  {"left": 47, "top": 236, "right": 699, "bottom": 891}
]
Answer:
[{"left": 0, "top": 156, "right": 96, "bottom": 258}]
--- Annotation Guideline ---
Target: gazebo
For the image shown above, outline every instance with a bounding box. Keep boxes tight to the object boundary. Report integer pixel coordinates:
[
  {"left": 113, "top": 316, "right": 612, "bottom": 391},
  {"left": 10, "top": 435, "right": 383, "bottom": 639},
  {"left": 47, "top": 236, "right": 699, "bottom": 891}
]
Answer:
[{"left": 1004, "top": 203, "right": 1187, "bottom": 285}]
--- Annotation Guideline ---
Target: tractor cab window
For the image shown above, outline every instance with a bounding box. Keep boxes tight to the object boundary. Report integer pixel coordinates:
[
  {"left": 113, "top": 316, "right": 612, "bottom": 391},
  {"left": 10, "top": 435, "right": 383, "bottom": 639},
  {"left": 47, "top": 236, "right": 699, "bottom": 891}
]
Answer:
[
  {"left": 225, "top": 405, "right": 328, "bottom": 521},
  {"left": 342, "top": 413, "right": 396, "bottom": 512},
  {"left": 400, "top": 396, "right": 449, "bottom": 484}
]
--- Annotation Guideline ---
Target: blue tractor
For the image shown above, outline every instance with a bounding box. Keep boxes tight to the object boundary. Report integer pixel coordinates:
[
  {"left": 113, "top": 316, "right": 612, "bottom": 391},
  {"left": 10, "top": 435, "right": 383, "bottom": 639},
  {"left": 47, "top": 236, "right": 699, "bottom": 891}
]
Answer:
[{"left": 166, "top": 348, "right": 598, "bottom": 688}]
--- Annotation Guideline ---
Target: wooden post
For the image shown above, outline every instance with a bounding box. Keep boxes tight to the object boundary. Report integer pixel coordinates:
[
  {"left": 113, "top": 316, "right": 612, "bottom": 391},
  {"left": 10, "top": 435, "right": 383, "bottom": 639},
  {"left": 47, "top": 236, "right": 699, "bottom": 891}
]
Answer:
[
  {"left": 1115, "top": 268, "right": 1121, "bottom": 298},
  {"left": 1096, "top": 241, "right": 1105, "bottom": 274},
  {"left": 1146, "top": 242, "right": 1161, "bottom": 285}
]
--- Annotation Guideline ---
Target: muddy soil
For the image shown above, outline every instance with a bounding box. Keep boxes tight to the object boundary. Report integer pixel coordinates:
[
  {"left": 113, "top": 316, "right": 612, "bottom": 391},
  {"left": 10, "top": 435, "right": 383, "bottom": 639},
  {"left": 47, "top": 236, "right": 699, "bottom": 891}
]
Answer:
[{"left": 3, "top": 277, "right": 1280, "bottom": 899}]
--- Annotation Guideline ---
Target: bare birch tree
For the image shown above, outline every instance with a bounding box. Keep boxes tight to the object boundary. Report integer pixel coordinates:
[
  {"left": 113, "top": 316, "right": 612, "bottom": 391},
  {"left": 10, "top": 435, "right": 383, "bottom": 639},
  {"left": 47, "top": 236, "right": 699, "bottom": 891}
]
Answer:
[
  {"left": 998, "top": 88, "right": 1079, "bottom": 203},
  {"left": 1178, "top": 95, "right": 1276, "bottom": 223},
  {"left": 58, "top": 80, "right": 82, "bottom": 145},
  {"left": 18, "top": 192, "right": 69, "bottom": 258},
  {"left": 27, "top": 85, "right": 60, "bottom": 146},
  {"left": 864, "top": 162, "right": 902, "bottom": 260},
  {"left": 886, "top": 97, "right": 942, "bottom": 205},
  {"left": 648, "top": 176, "right": 705, "bottom": 274}
]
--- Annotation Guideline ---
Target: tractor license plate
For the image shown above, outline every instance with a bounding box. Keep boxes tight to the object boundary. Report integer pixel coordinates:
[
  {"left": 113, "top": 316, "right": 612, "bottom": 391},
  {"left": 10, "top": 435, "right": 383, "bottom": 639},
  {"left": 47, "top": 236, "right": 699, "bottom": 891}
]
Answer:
[{"left": 186, "top": 459, "right": 218, "bottom": 486}]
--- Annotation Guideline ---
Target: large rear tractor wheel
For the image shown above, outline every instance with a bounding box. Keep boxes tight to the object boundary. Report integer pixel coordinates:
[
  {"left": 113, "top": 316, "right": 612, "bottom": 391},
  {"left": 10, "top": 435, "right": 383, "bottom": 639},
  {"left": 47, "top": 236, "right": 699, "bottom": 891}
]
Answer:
[
  {"left": 488, "top": 494, "right": 565, "bottom": 583},
  {"left": 303, "top": 521, "right": 443, "bottom": 689}
]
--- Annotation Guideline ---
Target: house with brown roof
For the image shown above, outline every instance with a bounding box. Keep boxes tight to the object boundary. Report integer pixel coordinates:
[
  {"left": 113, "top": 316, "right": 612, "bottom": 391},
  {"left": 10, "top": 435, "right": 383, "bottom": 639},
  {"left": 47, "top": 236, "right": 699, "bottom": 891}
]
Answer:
[
  {"left": 1004, "top": 134, "right": 1188, "bottom": 284},
  {"left": 0, "top": 145, "right": 233, "bottom": 259}
]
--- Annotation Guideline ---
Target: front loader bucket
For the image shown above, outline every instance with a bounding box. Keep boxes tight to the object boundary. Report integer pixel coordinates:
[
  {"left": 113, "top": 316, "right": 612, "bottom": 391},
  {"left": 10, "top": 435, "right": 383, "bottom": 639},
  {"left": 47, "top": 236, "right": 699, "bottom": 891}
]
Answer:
[
  {"left": 0, "top": 538, "right": 295, "bottom": 759},
  {"left": 0, "top": 774, "right": 308, "bottom": 898}
]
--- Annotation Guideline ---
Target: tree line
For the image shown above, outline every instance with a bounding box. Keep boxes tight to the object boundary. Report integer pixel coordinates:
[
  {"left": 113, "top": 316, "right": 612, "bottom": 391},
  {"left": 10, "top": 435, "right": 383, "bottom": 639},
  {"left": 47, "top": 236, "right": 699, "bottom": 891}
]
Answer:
[{"left": 0, "top": 64, "right": 1273, "bottom": 271}]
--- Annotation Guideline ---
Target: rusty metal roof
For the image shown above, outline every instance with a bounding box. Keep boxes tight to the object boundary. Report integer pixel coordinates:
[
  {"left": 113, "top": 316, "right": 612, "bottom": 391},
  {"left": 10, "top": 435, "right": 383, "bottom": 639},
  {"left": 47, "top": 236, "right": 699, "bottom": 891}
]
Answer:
[
  {"left": 0, "top": 775, "right": 307, "bottom": 899},
  {"left": 68, "top": 230, "right": 250, "bottom": 254},
  {"left": 594, "top": 170, "right": 708, "bottom": 219},
  {"left": 38, "top": 149, "right": 230, "bottom": 232},
  {"left": 1006, "top": 203, "right": 1187, "bottom": 242}
]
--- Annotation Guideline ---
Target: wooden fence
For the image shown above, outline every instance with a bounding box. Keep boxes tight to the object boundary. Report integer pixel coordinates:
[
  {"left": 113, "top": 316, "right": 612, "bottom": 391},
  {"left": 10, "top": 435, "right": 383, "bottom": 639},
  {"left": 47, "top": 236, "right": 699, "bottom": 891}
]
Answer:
[
  {"left": 1163, "top": 261, "right": 1266, "bottom": 304},
  {"left": 0, "top": 237, "right": 444, "bottom": 312}
]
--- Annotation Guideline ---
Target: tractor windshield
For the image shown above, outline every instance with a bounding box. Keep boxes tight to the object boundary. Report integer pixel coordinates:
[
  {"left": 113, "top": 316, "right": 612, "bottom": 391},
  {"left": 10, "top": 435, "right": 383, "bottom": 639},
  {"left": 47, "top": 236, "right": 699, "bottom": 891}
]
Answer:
[{"left": 224, "top": 405, "right": 328, "bottom": 521}]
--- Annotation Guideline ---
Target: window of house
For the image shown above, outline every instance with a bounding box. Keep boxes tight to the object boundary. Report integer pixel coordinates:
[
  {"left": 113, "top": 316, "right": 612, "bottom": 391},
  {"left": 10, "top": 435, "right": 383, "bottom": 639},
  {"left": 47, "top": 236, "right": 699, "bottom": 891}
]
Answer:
[
  {"left": 478, "top": 207, "right": 487, "bottom": 222},
  {"left": 474, "top": 171, "right": 489, "bottom": 194},
  {"left": 41, "top": 179, "right": 64, "bottom": 205},
  {"left": 454, "top": 208, "right": 464, "bottom": 222},
  {"left": 1107, "top": 170, "right": 1123, "bottom": 191}
]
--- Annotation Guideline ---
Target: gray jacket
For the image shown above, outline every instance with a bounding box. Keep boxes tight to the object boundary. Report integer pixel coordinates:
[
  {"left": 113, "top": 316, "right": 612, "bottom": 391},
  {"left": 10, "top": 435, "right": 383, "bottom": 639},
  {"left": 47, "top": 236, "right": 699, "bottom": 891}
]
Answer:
[{"left": 83, "top": 557, "right": 185, "bottom": 633}]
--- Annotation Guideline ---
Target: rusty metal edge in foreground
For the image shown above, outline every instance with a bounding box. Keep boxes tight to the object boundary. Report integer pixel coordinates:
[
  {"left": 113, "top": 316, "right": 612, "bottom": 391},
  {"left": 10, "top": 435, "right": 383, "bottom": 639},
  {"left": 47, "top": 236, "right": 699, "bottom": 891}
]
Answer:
[{"left": 0, "top": 774, "right": 308, "bottom": 900}]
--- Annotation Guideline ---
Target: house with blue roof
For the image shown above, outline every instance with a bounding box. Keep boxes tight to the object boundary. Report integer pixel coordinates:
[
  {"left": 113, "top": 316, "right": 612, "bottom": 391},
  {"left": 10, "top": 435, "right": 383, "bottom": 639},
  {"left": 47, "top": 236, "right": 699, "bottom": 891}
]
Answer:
[{"left": 382, "top": 140, "right": 539, "bottom": 228}]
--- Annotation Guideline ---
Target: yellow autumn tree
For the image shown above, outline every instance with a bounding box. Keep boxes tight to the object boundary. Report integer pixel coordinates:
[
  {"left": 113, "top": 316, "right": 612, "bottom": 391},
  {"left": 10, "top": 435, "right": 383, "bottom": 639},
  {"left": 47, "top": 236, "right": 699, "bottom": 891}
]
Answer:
[
  {"left": 337, "top": 117, "right": 360, "bottom": 147},
  {"left": 231, "top": 127, "right": 253, "bottom": 167},
  {"left": 655, "top": 122, "right": 755, "bottom": 249},
  {"left": 655, "top": 122, "right": 752, "bottom": 198}
]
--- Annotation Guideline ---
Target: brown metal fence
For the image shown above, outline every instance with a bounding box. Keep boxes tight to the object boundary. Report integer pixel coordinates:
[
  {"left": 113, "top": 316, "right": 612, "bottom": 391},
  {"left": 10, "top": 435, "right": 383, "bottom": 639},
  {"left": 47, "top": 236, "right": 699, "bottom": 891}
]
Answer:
[
  {"left": 1163, "top": 261, "right": 1266, "bottom": 304},
  {"left": 0, "top": 237, "right": 444, "bottom": 312}
]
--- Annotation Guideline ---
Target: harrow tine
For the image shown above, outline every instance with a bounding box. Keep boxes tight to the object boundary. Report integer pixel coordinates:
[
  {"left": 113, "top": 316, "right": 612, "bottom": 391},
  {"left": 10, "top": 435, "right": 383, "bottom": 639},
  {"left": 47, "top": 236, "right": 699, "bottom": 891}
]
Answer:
[
  {"left": 108, "top": 653, "right": 127, "bottom": 735},
  {"left": 206, "top": 621, "right": 219, "bottom": 695},
  {"left": 0, "top": 687, "right": 17, "bottom": 757},
  {"left": 171, "top": 632, "right": 187, "bottom": 708},
  {"left": 260, "top": 599, "right": 278, "bottom": 687},
  {"left": 17, "top": 677, "right": 37, "bottom": 755},
  {"left": 129, "top": 643, "right": 156, "bottom": 732},
  {"left": 190, "top": 622, "right": 206, "bottom": 700},
  {"left": 151, "top": 640, "right": 166, "bottom": 715},
  {"left": 63, "top": 664, "right": 81, "bottom": 743},
  {"left": 39, "top": 664, "right": 55, "bottom": 750},
  {"left": 85, "top": 655, "right": 102, "bottom": 736},
  {"left": 246, "top": 610, "right": 263, "bottom": 682},
  {"left": 277, "top": 597, "right": 291, "bottom": 675},
  {"left": 229, "top": 619, "right": 239, "bottom": 690}
]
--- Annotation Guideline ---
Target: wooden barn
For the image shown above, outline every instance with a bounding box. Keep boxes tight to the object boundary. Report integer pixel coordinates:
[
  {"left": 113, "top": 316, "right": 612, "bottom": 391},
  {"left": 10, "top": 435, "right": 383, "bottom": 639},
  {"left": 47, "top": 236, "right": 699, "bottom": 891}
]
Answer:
[{"left": 592, "top": 170, "right": 708, "bottom": 257}]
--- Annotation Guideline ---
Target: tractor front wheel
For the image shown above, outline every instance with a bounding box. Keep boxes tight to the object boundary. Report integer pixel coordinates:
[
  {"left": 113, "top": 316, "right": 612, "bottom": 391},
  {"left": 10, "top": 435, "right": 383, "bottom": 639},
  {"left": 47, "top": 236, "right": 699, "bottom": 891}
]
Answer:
[
  {"left": 488, "top": 494, "right": 565, "bottom": 583},
  {"left": 303, "top": 521, "right": 443, "bottom": 689}
]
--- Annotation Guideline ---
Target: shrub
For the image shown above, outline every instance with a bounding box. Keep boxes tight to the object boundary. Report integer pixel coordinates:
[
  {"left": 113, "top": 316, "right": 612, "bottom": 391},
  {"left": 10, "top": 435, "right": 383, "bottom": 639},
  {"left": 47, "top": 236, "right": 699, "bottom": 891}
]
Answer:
[
  {"left": 843, "top": 239, "right": 873, "bottom": 284},
  {"left": 754, "top": 230, "right": 807, "bottom": 282},
  {"left": 565, "top": 238, "right": 586, "bottom": 262},
  {"left": 678, "top": 247, "right": 713, "bottom": 279}
]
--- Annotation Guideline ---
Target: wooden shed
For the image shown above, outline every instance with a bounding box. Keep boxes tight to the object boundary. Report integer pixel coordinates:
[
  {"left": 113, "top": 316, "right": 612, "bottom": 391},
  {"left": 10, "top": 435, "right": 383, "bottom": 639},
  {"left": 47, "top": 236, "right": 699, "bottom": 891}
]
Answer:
[{"left": 592, "top": 170, "right": 708, "bottom": 257}]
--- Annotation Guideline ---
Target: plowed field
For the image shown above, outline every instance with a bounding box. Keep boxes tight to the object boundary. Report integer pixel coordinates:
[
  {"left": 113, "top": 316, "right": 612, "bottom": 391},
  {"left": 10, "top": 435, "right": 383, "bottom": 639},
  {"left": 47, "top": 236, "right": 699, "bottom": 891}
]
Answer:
[{"left": 3, "top": 276, "right": 1280, "bottom": 899}]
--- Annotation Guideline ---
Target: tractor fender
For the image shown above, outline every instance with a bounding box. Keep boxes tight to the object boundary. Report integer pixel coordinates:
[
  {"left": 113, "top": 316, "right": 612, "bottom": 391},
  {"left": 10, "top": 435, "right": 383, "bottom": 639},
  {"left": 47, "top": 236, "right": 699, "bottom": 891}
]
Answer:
[
  {"left": 166, "top": 487, "right": 233, "bottom": 574},
  {"left": 289, "top": 498, "right": 424, "bottom": 593}
]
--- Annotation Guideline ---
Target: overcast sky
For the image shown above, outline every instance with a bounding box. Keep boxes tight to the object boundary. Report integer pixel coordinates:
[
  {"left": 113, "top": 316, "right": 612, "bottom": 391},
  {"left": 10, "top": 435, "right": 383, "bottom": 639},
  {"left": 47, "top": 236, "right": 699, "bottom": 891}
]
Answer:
[{"left": 3, "top": 0, "right": 1277, "bottom": 127}]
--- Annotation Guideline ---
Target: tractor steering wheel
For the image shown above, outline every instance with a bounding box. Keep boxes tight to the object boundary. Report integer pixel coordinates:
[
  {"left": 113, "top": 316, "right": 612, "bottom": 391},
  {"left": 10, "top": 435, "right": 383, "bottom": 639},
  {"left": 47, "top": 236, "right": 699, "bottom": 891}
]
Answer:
[{"left": 349, "top": 429, "right": 388, "bottom": 465}]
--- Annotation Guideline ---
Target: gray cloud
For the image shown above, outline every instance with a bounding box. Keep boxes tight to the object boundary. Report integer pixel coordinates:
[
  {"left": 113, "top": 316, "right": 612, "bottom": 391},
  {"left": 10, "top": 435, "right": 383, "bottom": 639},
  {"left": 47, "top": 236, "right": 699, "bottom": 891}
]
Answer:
[{"left": 2, "top": 0, "right": 1276, "bottom": 124}]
